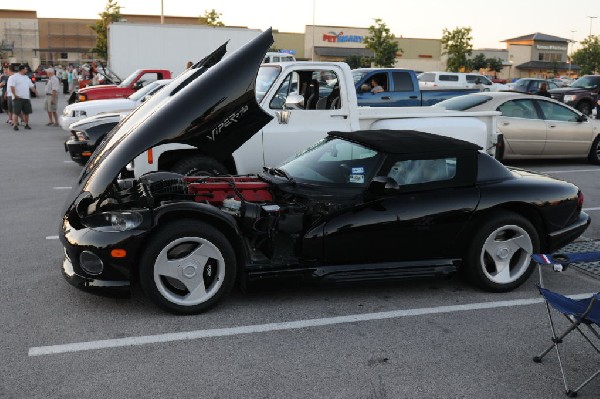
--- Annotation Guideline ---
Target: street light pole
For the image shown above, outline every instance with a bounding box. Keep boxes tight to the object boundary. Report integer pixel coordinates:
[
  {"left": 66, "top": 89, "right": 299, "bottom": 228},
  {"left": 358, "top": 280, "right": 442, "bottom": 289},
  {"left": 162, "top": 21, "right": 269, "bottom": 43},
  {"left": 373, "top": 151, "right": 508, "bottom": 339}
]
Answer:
[
  {"left": 587, "top": 16, "right": 597, "bottom": 36},
  {"left": 161, "top": 0, "right": 164, "bottom": 25},
  {"left": 568, "top": 30, "right": 576, "bottom": 77}
]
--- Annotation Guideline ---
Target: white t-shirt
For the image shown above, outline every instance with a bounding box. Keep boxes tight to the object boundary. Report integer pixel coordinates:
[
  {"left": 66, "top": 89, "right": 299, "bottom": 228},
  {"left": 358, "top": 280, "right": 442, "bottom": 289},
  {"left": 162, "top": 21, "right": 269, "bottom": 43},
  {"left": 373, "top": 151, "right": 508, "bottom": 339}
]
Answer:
[
  {"left": 6, "top": 75, "right": 15, "bottom": 98},
  {"left": 8, "top": 73, "right": 33, "bottom": 99}
]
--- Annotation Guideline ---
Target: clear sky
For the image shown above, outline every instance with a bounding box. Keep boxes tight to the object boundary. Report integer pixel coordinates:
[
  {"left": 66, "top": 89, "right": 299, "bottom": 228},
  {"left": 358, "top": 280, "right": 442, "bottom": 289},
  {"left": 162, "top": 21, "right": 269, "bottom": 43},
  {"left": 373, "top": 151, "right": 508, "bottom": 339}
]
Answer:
[{"left": 4, "top": 0, "right": 600, "bottom": 50}]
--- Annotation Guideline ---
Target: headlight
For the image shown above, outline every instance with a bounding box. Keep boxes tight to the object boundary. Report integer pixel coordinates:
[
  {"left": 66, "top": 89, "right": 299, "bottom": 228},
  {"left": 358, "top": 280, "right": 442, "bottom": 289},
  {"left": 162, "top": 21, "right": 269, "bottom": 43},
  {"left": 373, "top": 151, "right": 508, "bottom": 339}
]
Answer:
[
  {"left": 63, "top": 108, "right": 70, "bottom": 116},
  {"left": 564, "top": 95, "right": 577, "bottom": 102},
  {"left": 82, "top": 211, "right": 143, "bottom": 232},
  {"left": 75, "top": 131, "right": 88, "bottom": 141},
  {"left": 79, "top": 94, "right": 87, "bottom": 102},
  {"left": 73, "top": 110, "right": 87, "bottom": 117}
]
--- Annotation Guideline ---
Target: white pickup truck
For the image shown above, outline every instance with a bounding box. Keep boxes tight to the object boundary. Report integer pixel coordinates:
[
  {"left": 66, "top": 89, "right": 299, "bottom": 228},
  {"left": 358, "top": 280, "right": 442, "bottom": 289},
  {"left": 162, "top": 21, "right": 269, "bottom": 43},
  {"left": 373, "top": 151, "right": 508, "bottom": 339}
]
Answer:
[{"left": 127, "top": 61, "right": 499, "bottom": 177}]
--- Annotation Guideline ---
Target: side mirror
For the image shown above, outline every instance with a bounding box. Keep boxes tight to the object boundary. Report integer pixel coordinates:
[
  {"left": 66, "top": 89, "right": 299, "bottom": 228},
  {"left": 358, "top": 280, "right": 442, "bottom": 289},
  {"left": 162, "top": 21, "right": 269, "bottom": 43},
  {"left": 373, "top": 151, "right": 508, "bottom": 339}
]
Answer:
[
  {"left": 284, "top": 93, "right": 304, "bottom": 110},
  {"left": 360, "top": 83, "right": 370, "bottom": 93},
  {"left": 577, "top": 114, "right": 588, "bottom": 123},
  {"left": 368, "top": 176, "right": 399, "bottom": 195},
  {"left": 133, "top": 81, "right": 143, "bottom": 90}
]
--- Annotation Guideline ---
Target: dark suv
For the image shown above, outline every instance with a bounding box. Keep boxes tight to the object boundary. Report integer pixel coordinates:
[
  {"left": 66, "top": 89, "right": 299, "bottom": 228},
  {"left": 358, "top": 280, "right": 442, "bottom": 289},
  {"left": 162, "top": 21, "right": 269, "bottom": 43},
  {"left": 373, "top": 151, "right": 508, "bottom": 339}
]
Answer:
[
  {"left": 509, "top": 78, "right": 558, "bottom": 94},
  {"left": 549, "top": 75, "right": 600, "bottom": 115}
]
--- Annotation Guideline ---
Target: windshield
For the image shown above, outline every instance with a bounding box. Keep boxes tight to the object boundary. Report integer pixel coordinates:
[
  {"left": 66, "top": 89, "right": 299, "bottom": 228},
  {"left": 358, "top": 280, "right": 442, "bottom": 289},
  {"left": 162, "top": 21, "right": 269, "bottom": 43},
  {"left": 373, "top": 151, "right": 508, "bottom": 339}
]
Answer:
[
  {"left": 118, "top": 69, "right": 142, "bottom": 88},
  {"left": 256, "top": 65, "right": 281, "bottom": 103},
  {"left": 434, "top": 95, "right": 493, "bottom": 110},
  {"left": 128, "top": 81, "right": 163, "bottom": 101},
  {"left": 279, "top": 137, "right": 383, "bottom": 187},
  {"left": 570, "top": 76, "right": 600, "bottom": 89},
  {"left": 352, "top": 71, "right": 368, "bottom": 85}
]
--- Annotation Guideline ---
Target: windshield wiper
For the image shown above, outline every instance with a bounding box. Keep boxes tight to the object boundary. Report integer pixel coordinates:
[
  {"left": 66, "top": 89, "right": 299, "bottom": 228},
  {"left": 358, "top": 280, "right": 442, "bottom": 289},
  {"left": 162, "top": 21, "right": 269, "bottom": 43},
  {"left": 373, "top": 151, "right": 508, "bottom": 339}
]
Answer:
[{"left": 263, "top": 166, "right": 295, "bottom": 183}]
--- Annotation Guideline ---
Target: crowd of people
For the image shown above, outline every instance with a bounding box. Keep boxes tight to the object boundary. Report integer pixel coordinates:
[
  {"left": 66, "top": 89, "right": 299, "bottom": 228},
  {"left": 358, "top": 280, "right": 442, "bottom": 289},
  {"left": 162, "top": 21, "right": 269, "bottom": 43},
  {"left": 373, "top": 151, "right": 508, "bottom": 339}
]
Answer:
[{"left": 0, "top": 63, "right": 97, "bottom": 130}]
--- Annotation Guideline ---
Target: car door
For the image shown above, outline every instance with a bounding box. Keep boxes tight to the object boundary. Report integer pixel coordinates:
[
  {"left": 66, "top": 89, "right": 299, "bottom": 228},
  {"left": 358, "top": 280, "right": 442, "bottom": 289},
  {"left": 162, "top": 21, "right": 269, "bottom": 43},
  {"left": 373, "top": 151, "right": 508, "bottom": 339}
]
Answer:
[
  {"left": 497, "top": 98, "right": 547, "bottom": 155},
  {"left": 321, "top": 157, "right": 480, "bottom": 264},
  {"left": 355, "top": 72, "right": 394, "bottom": 107},
  {"left": 535, "top": 99, "right": 595, "bottom": 156},
  {"left": 257, "top": 67, "right": 352, "bottom": 169}
]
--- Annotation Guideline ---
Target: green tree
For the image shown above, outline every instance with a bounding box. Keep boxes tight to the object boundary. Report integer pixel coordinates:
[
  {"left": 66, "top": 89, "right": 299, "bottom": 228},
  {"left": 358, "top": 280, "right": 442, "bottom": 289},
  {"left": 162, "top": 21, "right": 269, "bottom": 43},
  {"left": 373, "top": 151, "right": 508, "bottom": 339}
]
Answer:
[
  {"left": 345, "top": 55, "right": 372, "bottom": 69},
  {"left": 486, "top": 57, "right": 503, "bottom": 73},
  {"left": 441, "top": 27, "right": 473, "bottom": 72},
  {"left": 571, "top": 35, "right": 600, "bottom": 75},
  {"left": 200, "top": 9, "right": 224, "bottom": 27},
  {"left": 90, "top": 0, "right": 122, "bottom": 60},
  {"left": 470, "top": 53, "right": 487, "bottom": 70},
  {"left": 363, "top": 19, "right": 400, "bottom": 68}
]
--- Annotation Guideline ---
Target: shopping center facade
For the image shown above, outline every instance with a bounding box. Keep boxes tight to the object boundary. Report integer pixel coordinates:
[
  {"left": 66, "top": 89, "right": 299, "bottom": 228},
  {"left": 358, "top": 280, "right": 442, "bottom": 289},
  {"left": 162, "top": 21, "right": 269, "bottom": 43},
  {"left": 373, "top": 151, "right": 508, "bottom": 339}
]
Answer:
[{"left": 0, "top": 9, "right": 577, "bottom": 78}]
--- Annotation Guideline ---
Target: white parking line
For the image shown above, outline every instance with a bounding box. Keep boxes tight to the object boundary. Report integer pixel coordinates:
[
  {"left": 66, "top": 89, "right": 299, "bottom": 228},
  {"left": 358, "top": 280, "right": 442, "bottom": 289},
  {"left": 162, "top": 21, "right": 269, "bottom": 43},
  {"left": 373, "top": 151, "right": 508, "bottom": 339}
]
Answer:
[
  {"left": 583, "top": 207, "right": 600, "bottom": 212},
  {"left": 53, "top": 187, "right": 72, "bottom": 190},
  {"left": 28, "top": 293, "right": 594, "bottom": 357},
  {"left": 541, "top": 169, "right": 600, "bottom": 174},
  {"left": 45, "top": 236, "right": 59, "bottom": 240},
  {"left": 63, "top": 160, "right": 75, "bottom": 163}
]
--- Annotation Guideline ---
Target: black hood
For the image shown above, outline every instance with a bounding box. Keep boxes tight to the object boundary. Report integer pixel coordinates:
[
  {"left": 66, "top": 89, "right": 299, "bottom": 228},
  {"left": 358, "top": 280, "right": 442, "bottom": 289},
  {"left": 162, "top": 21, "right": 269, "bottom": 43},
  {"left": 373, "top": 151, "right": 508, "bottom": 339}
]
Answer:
[
  {"left": 69, "top": 28, "right": 273, "bottom": 207},
  {"left": 549, "top": 87, "right": 590, "bottom": 94}
]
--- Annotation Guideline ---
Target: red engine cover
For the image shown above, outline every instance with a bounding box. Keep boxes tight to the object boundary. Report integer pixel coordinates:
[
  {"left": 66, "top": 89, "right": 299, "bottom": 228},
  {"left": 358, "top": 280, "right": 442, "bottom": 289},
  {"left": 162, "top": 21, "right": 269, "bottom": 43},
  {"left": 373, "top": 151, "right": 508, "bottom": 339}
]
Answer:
[{"left": 184, "top": 176, "right": 273, "bottom": 206}]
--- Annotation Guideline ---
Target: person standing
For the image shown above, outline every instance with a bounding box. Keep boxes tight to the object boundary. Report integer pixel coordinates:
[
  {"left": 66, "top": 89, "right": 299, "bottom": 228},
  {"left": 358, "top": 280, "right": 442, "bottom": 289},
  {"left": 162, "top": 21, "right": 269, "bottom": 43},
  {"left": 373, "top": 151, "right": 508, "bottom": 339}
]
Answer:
[
  {"left": 3, "top": 65, "right": 15, "bottom": 125},
  {"left": 8, "top": 64, "right": 37, "bottom": 131},
  {"left": 535, "top": 82, "right": 551, "bottom": 98},
  {"left": 44, "top": 68, "right": 60, "bottom": 126},
  {"left": 61, "top": 66, "right": 69, "bottom": 94},
  {"left": 596, "top": 92, "right": 600, "bottom": 120},
  {"left": 1, "top": 65, "right": 11, "bottom": 119}
]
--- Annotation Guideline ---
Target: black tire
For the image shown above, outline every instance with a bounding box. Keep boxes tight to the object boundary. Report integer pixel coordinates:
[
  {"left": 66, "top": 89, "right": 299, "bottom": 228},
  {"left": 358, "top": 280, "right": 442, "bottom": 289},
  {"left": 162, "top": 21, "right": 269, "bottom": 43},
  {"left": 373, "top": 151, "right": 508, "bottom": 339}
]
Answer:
[
  {"left": 139, "top": 220, "right": 237, "bottom": 315},
  {"left": 464, "top": 211, "right": 539, "bottom": 292},
  {"left": 170, "top": 155, "right": 229, "bottom": 176},
  {"left": 588, "top": 135, "right": 600, "bottom": 165},
  {"left": 576, "top": 102, "right": 592, "bottom": 116}
]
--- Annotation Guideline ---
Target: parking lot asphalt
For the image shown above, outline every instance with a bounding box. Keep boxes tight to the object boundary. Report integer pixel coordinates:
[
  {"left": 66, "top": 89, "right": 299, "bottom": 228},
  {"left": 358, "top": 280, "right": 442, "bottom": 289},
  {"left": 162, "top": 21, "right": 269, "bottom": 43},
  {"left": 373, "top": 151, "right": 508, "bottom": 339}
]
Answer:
[{"left": 1, "top": 90, "right": 598, "bottom": 398}]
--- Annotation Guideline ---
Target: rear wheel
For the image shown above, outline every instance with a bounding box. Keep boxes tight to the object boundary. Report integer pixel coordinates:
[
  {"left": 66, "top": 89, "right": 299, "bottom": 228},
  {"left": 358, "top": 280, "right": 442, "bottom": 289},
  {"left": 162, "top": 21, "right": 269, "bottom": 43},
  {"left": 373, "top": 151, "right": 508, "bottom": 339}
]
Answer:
[
  {"left": 588, "top": 135, "right": 600, "bottom": 165},
  {"left": 464, "top": 211, "right": 539, "bottom": 292},
  {"left": 171, "top": 155, "right": 228, "bottom": 176},
  {"left": 139, "top": 220, "right": 237, "bottom": 314}
]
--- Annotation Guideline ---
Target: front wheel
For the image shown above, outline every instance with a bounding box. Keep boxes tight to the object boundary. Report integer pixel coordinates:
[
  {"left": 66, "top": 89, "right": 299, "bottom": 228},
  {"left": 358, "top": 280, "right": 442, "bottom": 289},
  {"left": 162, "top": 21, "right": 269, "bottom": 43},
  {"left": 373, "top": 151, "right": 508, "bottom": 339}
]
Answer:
[
  {"left": 588, "top": 135, "right": 600, "bottom": 165},
  {"left": 139, "top": 220, "right": 237, "bottom": 314},
  {"left": 576, "top": 102, "right": 592, "bottom": 116},
  {"left": 171, "top": 155, "right": 229, "bottom": 176},
  {"left": 464, "top": 211, "right": 539, "bottom": 292}
]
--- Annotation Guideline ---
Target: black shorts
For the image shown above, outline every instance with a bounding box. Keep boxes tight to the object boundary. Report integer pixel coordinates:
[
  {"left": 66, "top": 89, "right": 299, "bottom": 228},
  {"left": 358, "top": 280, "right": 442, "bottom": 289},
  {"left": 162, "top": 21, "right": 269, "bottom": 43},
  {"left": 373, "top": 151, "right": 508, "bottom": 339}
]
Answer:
[{"left": 12, "top": 98, "right": 32, "bottom": 115}]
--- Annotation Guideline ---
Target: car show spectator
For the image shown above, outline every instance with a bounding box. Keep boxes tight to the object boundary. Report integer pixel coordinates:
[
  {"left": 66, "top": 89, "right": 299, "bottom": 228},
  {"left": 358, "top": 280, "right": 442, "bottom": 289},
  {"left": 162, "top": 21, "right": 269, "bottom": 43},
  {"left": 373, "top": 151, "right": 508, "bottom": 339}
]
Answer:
[
  {"left": 8, "top": 64, "right": 37, "bottom": 131},
  {"left": 0, "top": 65, "right": 11, "bottom": 115},
  {"left": 596, "top": 92, "right": 600, "bottom": 120},
  {"left": 44, "top": 68, "right": 60, "bottom": 126}
]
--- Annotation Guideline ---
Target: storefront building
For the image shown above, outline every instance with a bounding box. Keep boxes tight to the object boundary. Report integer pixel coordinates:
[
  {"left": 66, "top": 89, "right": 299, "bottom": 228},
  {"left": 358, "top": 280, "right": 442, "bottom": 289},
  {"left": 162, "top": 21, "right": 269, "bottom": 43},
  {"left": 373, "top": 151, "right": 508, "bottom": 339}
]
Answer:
[{"left": 503, "top": 33, "right": 579, "bottom": 79}]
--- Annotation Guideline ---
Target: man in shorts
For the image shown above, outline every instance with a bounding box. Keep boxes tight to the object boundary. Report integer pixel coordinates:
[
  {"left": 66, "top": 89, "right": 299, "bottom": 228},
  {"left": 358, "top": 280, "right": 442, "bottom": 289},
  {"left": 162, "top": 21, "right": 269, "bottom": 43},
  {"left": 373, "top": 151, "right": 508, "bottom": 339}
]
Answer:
[
  {"left": 44, "top": 68, "right": 60, "bottom": 126},
  {"left": 8, "top": 64, "right": 37, "bottom": 131}
]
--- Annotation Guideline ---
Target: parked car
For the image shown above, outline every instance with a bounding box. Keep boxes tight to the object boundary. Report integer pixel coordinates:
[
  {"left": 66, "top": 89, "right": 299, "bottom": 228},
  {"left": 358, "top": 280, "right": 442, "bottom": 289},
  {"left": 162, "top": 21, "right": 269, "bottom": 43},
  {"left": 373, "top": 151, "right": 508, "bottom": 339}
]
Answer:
[
  {"left": 435, "top": 92, "right": 600, "bottom": 163},
  {"left": 64, "top": 112, "right": 126, "bottom": 165},
  {"left": 418, "top": 72, "right": 507, "bottom": 91},
  {"left": 352, "top": 68, "right": 480, "bottom": 107},
  {"left": 59, "top": 30, "right": 590, "bottom": 315},
  {"left": 549, "top": 75, "right": 600, "bottom": 116},
  {"left": 506, "top": 78, "right": 559, "bottom": 94},
  {"left": 60, "top": 79, "right": 171, "bottom": 129}
]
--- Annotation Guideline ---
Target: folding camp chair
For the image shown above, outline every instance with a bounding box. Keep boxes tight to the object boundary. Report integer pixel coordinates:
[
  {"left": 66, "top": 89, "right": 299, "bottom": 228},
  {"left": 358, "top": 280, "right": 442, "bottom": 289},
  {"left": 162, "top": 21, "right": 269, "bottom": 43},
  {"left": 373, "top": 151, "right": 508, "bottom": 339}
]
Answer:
[{"left": 531, "top": 252, "right": 600, "bottom": 397}]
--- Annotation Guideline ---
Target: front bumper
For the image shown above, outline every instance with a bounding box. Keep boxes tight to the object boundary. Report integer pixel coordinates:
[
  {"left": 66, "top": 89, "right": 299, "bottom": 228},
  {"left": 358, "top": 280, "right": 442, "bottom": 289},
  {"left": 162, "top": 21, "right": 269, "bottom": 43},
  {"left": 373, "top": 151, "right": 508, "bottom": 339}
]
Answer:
[
  {"left": 60, "top": 217, "right": 150, "bottom": 297},
  {"left": 62, "top": 251, "right": 130, "bottom": 297},
  {"left": 65, "top": 138, "right": 94, "bottom": 165},
  {"left": 547, "top": 211, "right": 591, "bottom": 252},
  {"left": 59, "top": 115, "right": 80, "bottom": 130}
]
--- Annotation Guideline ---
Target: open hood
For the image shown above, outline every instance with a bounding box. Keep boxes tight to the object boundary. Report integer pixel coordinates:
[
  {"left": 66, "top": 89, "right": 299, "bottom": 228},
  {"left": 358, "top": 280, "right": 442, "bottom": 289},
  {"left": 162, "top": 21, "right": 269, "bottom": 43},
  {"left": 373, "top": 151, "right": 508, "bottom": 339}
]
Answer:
[{"left": 69, "top": 28, "right": 274, "bottom": 206}]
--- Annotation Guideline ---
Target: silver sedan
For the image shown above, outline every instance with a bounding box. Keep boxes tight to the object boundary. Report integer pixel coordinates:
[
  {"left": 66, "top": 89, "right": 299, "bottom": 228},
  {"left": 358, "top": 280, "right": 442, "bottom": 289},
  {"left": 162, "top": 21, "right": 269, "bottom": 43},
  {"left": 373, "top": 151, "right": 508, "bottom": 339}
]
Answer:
[{"left": 435, "top": 92, "right": 600, "bottom": 164}]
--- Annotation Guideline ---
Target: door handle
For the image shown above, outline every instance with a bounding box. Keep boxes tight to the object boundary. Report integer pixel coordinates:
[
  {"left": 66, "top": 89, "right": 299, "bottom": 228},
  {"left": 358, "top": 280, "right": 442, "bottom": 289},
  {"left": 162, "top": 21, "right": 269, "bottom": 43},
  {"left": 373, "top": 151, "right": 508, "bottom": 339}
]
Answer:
[
  {"left": 409, "top": 95, "right": 418, "bottom": 99},
  {"left": 549, "top": 125, "right": 556, "bottom": 128},
  {"left": 502, "top": 122, "right": 510, "bottom": 126},
  {"left": 382, "top": 96, "right": 391, "bottom": 100},
  {"left": 331, "top": 114, "right": 348, "bottom": 119}
]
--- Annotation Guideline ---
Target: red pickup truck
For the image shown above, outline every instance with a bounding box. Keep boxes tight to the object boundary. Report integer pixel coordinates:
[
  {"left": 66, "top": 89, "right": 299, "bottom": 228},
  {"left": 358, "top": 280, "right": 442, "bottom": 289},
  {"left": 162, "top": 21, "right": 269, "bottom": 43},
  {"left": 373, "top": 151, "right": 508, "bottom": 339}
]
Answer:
[{"left": 76, "top": 68, "right": 172, "bottom": 102}]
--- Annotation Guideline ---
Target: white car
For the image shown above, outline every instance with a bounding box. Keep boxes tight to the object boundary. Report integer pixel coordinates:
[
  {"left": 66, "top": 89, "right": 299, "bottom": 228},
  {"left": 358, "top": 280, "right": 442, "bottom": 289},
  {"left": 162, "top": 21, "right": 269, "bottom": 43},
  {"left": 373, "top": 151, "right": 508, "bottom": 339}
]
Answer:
[
  {"left": 419, "top": 72, "right": 507, "bottom": 92},
  {"left": 59, "top": 79, "right": 171, "bottom": 130}
]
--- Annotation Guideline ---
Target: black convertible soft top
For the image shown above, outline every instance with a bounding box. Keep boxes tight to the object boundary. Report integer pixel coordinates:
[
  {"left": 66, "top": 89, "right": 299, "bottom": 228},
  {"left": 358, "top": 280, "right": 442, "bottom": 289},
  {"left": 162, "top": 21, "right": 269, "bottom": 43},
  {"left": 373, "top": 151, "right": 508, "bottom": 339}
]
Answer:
[{"left": 328, "top": 130, "right": 481, "bottom": 155}]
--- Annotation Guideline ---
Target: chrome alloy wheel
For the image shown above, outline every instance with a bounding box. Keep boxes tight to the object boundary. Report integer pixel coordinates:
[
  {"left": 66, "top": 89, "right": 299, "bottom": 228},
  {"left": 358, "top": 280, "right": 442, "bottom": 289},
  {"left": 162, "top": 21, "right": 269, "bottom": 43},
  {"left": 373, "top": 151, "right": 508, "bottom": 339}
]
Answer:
[
  {"left": 479, "top": 224, "right": 533, "bottom": 285},
  {"left": 153, "top": 237, "right": 225, "bottom": 306}
]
